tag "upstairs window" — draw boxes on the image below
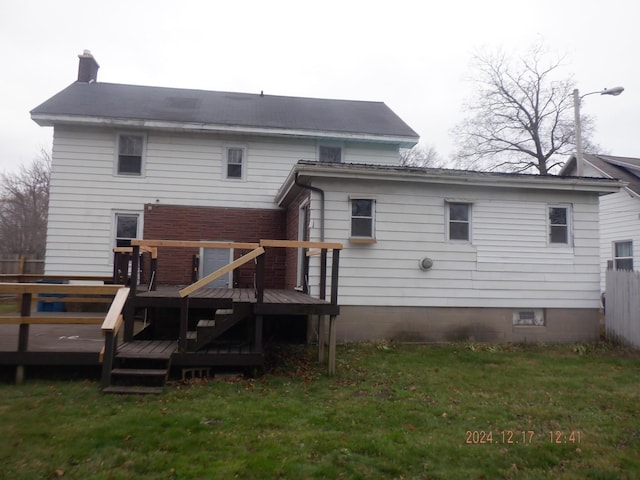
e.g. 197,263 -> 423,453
447,202 -> 471,241
319,145 -> 342,163
350,199 -> 375,239
549,206 -> 570,244
117,134 -> 144,175
225,147 -> 245,179
115,213 -> 139,247
614,241 -> 633,270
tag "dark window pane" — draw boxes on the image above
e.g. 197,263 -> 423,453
449,222 -> 469,240
549,207 -> 567,225
352,199 -> 372,217
119,135 -> 143,156
227,163 -> 242,178
116,239 -> 132,247
615,258 -> 634,270
615,241 -> 632,257
449,203 -> 469,221
550,226 -> 568,243
117,215 -> 138,239
319,146 -> 342,163
118,155 -> 142,175
351,218 -> 372,237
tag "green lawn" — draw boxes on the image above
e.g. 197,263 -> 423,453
1,341 -> 639,479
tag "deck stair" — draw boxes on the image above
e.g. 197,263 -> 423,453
103,340 -> 176,394
186,304 -> 252,351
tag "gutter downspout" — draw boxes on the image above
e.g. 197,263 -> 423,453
294,171 -> 325,242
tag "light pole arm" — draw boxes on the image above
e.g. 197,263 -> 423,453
573,89 -> 584,176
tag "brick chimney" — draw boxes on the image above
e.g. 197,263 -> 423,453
77,50 -> 99,83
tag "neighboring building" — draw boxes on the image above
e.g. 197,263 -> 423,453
560,154 -> 640,292
31,52 -> 620,343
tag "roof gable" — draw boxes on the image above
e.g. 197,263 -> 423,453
31,82 -> 419,146
575,154 -> 640,197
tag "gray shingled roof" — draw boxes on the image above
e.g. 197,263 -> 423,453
583,154 -> 640,196
31,82 -> 419,144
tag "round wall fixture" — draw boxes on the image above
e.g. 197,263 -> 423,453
418,257 -> 433,271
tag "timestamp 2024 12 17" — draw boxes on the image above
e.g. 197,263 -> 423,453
465,430 -> 582,445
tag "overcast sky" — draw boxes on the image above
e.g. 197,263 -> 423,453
1,0 -> 638,173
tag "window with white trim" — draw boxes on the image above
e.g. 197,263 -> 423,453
350,199 -> 375,239
117,133 -> 145,175
225,147 -> 246,179
614,241 -> 633,270
447,202 -> 471,242
319,145 -> 342,163
115,213 -> 139,247
548,205 -> 571,244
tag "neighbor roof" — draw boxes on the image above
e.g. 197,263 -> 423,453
563,153 -> 640,197
31,82 -> 419,146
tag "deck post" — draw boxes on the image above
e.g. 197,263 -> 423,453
179,296 -> 189,352
16,292 -> 32,384
101,331 -> 116,388
328,314 -> 337,375
320,249 -> 327,300
124,246 -> 140,342
317,315 -> 325,362
255,251 -> 265,303
330,248 -> 340,305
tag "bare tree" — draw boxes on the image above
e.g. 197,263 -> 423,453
0,150 -> 51,258
400,143 -> 444,168
452,44 -> 592,174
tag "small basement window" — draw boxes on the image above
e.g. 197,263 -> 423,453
512,309 -> 545,327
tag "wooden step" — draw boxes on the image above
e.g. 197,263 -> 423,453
111,368 -> 168,377
197,319 -> 216,328
217,309 -> 234,316
116,340 -> 177,360
103,385 -> 164,395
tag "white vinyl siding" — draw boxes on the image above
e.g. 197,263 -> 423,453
44,126 -> 404,275
598,190 -> 640,290
305,179 -> 601,309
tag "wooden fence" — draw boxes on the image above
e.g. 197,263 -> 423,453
0,257 -> 44,275
605,269 -> 640,349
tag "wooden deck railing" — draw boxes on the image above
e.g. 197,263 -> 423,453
100,287 -> 130,388
0,282 -> 126,383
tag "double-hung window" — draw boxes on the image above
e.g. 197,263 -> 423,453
447,202 -> 471,242
350,198 -> 375,240
225,147 -> 246,179
117,133 -> 145,175
614,241 -> 633,270
548,206 -> 570,245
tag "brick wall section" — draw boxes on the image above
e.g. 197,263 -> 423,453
143,204 -> 287,287
284,191 -> 311,289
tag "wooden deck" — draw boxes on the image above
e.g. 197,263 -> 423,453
0,288 -> 337,368
136,287 -> 339,315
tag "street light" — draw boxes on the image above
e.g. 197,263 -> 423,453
573,86 -> 624,176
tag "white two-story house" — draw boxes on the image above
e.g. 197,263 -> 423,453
31,52 -> 620,343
